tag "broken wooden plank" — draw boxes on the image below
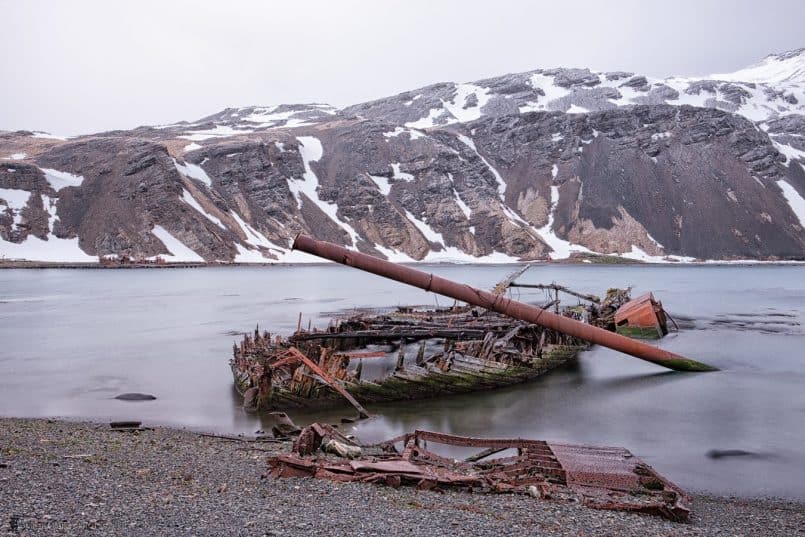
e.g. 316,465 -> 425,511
284,347 -> 370,419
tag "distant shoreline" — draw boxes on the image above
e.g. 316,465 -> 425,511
1,259 -> 804,269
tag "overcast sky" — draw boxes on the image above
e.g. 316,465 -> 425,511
2,0 -> 803,136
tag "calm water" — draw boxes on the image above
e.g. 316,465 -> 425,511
1,264 -> 804,499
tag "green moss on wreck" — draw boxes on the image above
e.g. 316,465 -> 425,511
615,326 -> 663,339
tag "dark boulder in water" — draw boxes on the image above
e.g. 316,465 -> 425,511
707,449 -> 761,459
114,393 -> 156,401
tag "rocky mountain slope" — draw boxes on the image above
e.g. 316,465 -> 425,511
2,49 -> 805,263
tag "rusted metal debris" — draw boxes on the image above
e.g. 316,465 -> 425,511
291,234 -> 718,372
614,292 -> 670,339
232,286 -> 620,412
267,424 -> 691,522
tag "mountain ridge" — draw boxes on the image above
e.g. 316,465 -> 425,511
2,49 -> 805,264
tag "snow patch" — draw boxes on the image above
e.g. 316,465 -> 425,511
711,50 -> 805,85
369,175 -> 391,196
402,94 -> 423,106
383,127 -> 425,140
604,80 -> 645,106
536,186 -> 591,259
518,102 -> 541,113
241,106 -> 296,125
4,153 -> 26,160
529,73 -> 571,109
42,195 -> 58,230
442,84 -> 490,123
391,163 -> 415,182
181,189 -> 225,229
772,141 -> 805,165
174,158 -> 212,187
551,164 -> 559,179
405,107 -> 445,129
423,247 -> 520,264
237,105 -> 333,129
646,232 -> 665,250
651,131 -> 672,141
581,129 -> 599,145
0,195 -> 96,262
0,234 -> 96,262
777,180 -> 805,227
183,143 -> 202,152
0,188 -> 31,227
456,134 -> 506,199
234,243 -> 269,263
180,125 -> 253,141
452,187 -> 471,219
404,209 -> 445,246
374,244 -> 417,263
567,104 -> 589,114
620,245 -> 695,263
291,136 -> 362,247
41,168 -> 84,191
229,211 -> 282,252
150,225 -> 204,262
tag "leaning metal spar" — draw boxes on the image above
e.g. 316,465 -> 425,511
292,234 -> 718,372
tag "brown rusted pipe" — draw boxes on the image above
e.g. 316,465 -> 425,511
292,234 -> 718,372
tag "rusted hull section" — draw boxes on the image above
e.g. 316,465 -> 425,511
267,424 -> 690,522
615,292 -> 669,339
292,234 -> 717,372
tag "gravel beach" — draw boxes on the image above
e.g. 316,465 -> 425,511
1,418 -> 802,536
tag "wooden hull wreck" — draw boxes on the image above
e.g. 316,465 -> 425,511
231,293 -> 628,413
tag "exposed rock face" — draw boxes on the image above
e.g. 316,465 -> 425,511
2,49 -> 805,263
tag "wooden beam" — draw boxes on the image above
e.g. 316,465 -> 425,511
284,347 -> 370,419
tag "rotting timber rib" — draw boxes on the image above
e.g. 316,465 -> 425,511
231,298 -> 604,412
291,234 -> 718,372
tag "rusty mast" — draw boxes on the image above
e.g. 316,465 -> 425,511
291,234 -> 717,372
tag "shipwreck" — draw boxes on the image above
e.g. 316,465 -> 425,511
267,423 -> 691,522
232,284 -> 630,414
231,235 -> 715,414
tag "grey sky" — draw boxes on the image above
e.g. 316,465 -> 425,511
2,0 -> 803,136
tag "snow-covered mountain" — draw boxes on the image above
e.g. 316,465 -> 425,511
2,49 -> 805,263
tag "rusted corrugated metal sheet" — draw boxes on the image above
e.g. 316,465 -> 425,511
267,425 -> 691,521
